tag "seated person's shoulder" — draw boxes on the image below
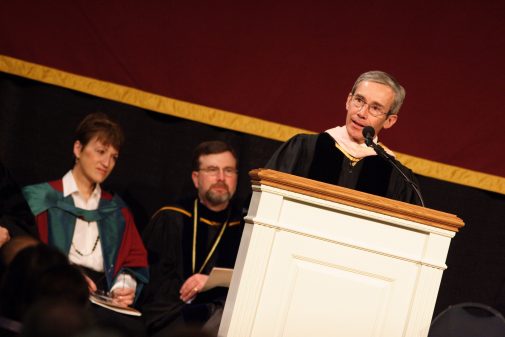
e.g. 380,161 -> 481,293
148,199 -> 195,225
288,132 -> 319,142
153,205 -> 192,219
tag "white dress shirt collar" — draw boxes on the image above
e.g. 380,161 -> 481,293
62,170 -> 101,201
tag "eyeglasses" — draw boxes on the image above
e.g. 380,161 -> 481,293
199,166 -> 238,177
350,95 -> 389,117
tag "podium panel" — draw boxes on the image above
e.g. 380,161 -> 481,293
250,230 -> 419,337
219,170 -> 463,337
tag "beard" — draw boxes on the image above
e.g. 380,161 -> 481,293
205,182 -> 232,206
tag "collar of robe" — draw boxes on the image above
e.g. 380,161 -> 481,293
22,182 -> 124,221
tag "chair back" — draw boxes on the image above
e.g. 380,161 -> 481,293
429,302 -> 505,337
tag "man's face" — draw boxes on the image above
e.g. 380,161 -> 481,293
345,80 -> 398,143
191,151 -> 238,209
73,136 -> 119,185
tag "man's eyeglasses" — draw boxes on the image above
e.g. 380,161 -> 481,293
199,166 -> 238,177
350,95 -> 388,117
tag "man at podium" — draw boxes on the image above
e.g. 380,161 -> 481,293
265,70 -> 423,205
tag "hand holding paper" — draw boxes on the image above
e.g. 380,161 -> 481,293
201,267 -> 233,292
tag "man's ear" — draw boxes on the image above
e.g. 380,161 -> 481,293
73,140 -> 83,159
382,114 -> 398,130
345,93 -> 353,110
191,171 -> 199,189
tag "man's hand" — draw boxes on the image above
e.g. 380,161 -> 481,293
0,226 -> 10,247
179,273 -> 209,303
111,287 -> 135,307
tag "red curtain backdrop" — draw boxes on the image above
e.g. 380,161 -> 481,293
1,0 -> 505,178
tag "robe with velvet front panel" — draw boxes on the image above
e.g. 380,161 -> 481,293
265,132 -> 423,205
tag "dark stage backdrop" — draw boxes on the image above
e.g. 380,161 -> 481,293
2,72 -> 505,317
2,0 -> 505,193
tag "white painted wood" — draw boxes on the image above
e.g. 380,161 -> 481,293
219,181 -> 458,337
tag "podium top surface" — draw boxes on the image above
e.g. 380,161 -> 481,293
250,169 -> 464,232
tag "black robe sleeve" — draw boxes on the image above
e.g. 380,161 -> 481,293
264,134 -> 318,176
0,161 -> 35,237
387,159 -> 424,206
138,209 -> 186,333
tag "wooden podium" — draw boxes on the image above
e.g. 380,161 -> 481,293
219,169 -> 464,337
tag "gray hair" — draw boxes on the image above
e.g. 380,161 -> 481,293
351,71 -> 406,115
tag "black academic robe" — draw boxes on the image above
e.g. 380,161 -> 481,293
265,132 -> 423,205
139,198 -> 244,335
0,161 -> 35,237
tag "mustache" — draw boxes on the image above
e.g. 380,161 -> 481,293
210,181 -> 229,190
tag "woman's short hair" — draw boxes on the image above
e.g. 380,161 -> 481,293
74,112 -> 124,151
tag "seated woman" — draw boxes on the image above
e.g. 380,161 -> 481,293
21,112 -> 148,308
